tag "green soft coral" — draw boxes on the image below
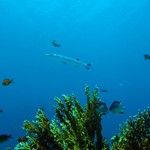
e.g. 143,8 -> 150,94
15,86 -> 107,150
50,94 -> 95,149
15,86 -> 150,150
15,109 -> 62,150
111,107 -> 150,150
50,86 -> 107,149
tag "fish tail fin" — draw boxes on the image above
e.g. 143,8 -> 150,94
11,79 -> 14,84
9,134 -> 13,138
85,63 -> 91,70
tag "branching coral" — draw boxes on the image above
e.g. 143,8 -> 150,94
84,86 -> 107,149
50,94 -> 94,149
15,86 -> 108,150
15,109 -> 62,150
50,85 -> 107,150
111,107 -> 150,150
15,86 -> 150,150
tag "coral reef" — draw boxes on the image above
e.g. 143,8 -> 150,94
15,86 -> 108,150
111,107 -> 150,150
15,86 -> 150,150
15,109 -> 62,150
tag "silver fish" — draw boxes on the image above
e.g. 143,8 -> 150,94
109,101 -> 125,114
46,53 -> 91,70
95,101 -> 109,116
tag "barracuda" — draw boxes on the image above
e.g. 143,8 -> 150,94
46,53 -> 91,70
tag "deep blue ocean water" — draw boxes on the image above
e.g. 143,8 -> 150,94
0,0 -> 150,149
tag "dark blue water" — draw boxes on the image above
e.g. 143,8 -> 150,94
0,0 -> 150,149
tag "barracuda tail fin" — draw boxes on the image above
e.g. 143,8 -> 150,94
85,63 -> 91,70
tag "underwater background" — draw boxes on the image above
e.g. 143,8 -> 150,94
0,0 -> 150,149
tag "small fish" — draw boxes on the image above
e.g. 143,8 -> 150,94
46,53 -> 91,70
2,79 -> 13,86
96,101 -> 109,116
0,109 -> 3,113
144,54 -> 150,60
51,40 -> 61,47
100,89 -> 108,93
0,134 -> 12,143
18,136 -> 28,142
109,101 -> 125,114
